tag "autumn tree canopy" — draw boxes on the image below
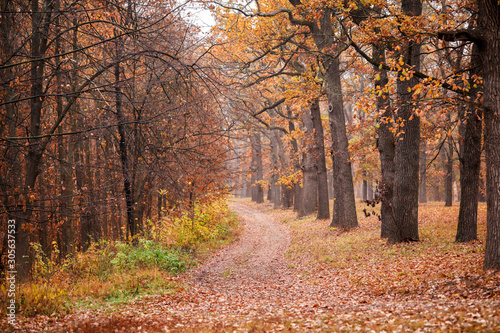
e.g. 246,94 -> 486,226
0,0 -> 233,279
211,0 -> 500,270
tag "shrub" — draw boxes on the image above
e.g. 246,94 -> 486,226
19,283 -> 68,317
110,239 -> 186,274
150,198 -> 237,249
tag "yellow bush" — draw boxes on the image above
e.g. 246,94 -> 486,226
152,198 -> 236,249
19,283 -> 68,317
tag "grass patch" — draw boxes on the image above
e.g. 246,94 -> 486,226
0,198 -> 239,318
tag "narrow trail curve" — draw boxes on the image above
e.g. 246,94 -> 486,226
155,201 -> 335,321
152,201 -> 346,329
190,202 -> 291,290
53,201 -> 342,333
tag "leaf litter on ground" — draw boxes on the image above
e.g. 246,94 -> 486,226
4,200 -> 499,332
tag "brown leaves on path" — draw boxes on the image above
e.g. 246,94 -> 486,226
10,200 -> 500,332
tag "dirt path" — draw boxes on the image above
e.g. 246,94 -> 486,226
190,202 -> 291,290
48,201 -> 329,332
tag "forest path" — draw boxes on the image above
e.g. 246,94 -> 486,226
32,201 -> 500,332
189,201 -> 292,294
55,201 -> 343,332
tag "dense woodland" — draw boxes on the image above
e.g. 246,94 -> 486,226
1,0 -> 499,289
216,0 -> 500,271
0,0 -> 233,281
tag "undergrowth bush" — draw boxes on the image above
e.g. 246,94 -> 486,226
1,198 -> 238,318
151,198 -> 237,249
110,239 -> 186,273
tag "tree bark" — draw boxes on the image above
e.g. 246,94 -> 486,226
59,5 -> 76,256
310,99 -> 330,219
273,129 -> 294,209
456,44 -> 482,243
250,132 -> 264,203
285,2 -> 357,228
270,130 -> 282,208
114,36 -> 136,239
444,137 -> 454,207
362,178 -> 368,201
16,0 -> 54,281
367,182 -> 374,200
478,0 -> 500,270
288,115 -> 301,212
419,142 -> 427,203
327,170 -> 333,200
0,0 -> 21,273
299,104 -> 318,217
325,56 -> 358,229
456,107 -> 482,241
433,182 -> 441,202
389,0 -> 421,243
373,44 -> 395,239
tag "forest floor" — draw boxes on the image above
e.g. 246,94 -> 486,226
9,200 -> 500,332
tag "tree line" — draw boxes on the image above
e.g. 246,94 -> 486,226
217,0 -> 499,270
0,0 -> 231,280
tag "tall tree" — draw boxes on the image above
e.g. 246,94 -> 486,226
310,99 -> 330,219
418,144 -> 427,203
389,0 -> 422,243
299,103 -> 319,217
456,44 -> 482,243
373,44 -> 395,239
250,132 -> 264,203
444,137 -> 454,207
477,0 -> 500,270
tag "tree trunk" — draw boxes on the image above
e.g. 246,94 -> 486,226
270,130 -> 283,208
285,4 -> 357,227
439,145 -> 447,202
478,176 -> 486,202
288,115 -> 302,212
373,44 -> 395,239
158,191 -> 164,219
456,107 -> 482,242
419,142 -> 427,203
250,132 -> 264,203
324,56 -> 358,229
299,104 -> 318,217
310,99 -> 330,219
456,44 -> 482,243
444,137 -> 454,207
478,0 -> 500,270
59,6 -> 76,256
273,129 -> 294,209
433,183 -> 441,202
114,36 -> 136,239
362,178 -> 368,201
16,0 -> 54,281
389,0 -> 421,243
1,0 -> 21,252
0,0 -> 21,272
